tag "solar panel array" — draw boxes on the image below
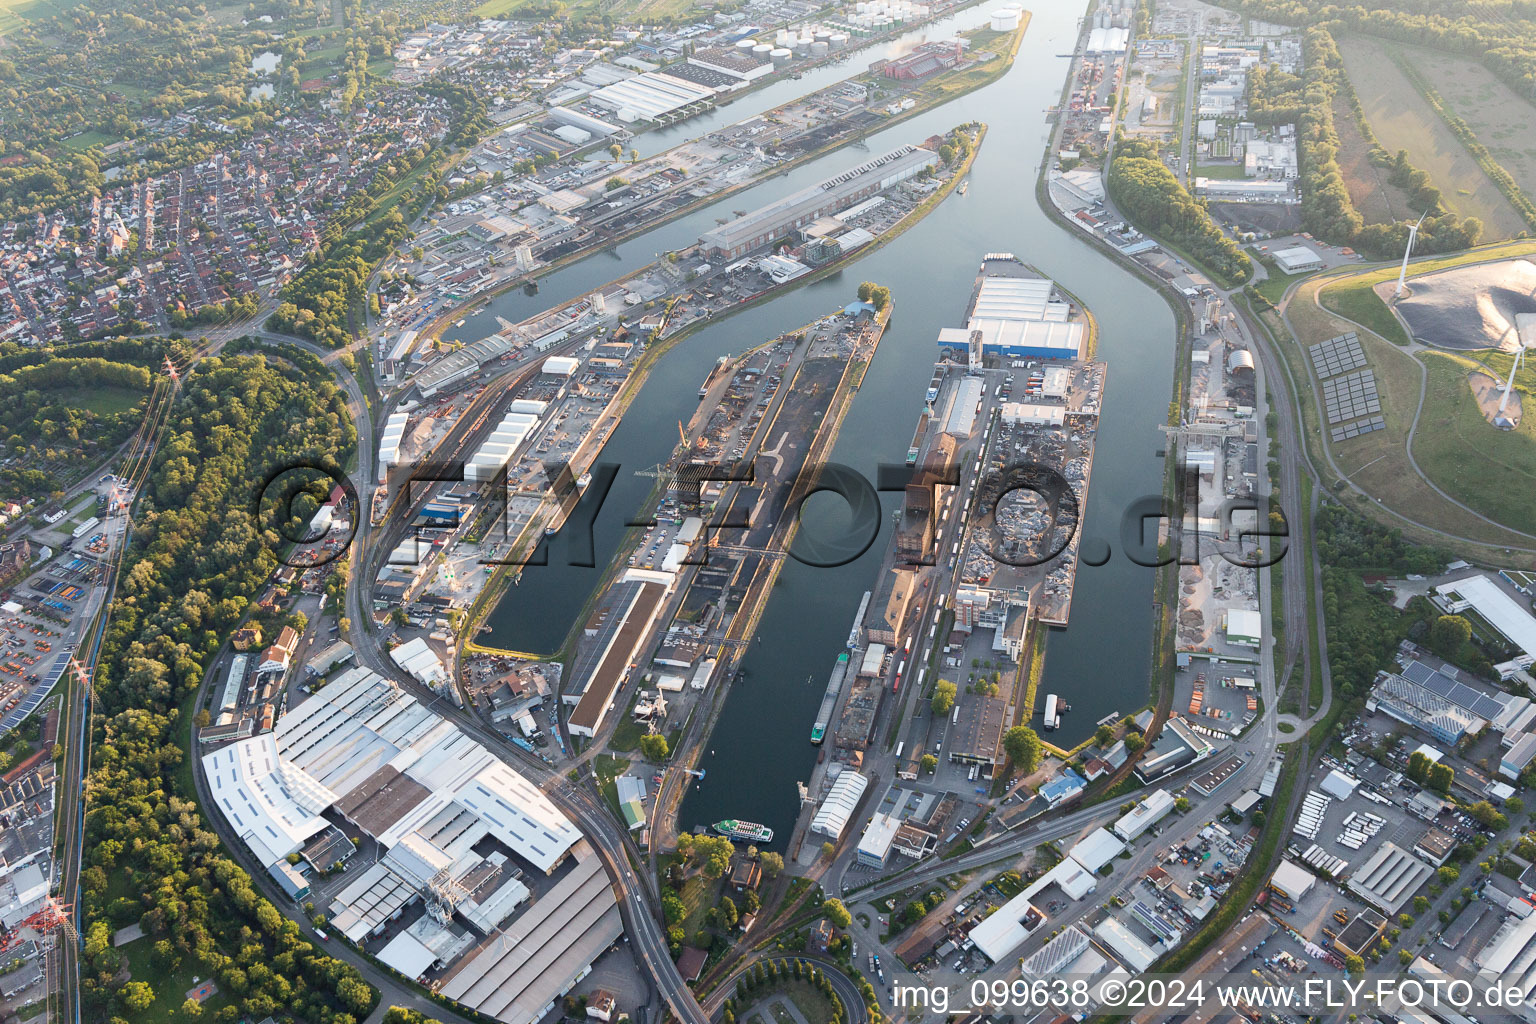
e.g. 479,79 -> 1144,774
1323,370 -> 1381,423
0,652 -> 66,737
1331,416 -> 1385,442
1401,659 -> 1508,721
1309,333 -> 1366,378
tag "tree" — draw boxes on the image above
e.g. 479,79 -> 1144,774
1468,802 -> 1506,830
857,281 -> 874,302
823,898 -> 852,929
931,680 -> 957,716
820,841 -> 835,860
1174,797 -> 1191,813
1124,732 -> 1146,754
1003,726 -> 1042,773
921,754 -> 938,774
1427,761 -> 1454,794
608,143 -> 623,160
719,896 -> 739,928
639,733 -> 669,761
120,982 -> 155,1012
1407,750 -> 1431,784
663,893 -> 686,924
760,851 -> 784,876
1094,723 -> 1115,747
1344,953 -> 1365,977
1430,614 -> 1472,658
868,285 -> 891,311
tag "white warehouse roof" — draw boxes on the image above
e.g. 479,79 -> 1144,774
210,670 -> 583,877
201,734 -> 336,866
1435,574 -> 1536,662
1069,827 -> 1126,873
391,636 -> 449,687
971,276 -> 1054,321
377,411 -> 411,481
587,71 -> 715,121
809,770 -> 868,840
378,930 -> 439,979
1094,916 -> 1158,972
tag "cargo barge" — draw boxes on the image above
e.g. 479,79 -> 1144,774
810,652 -> 850,745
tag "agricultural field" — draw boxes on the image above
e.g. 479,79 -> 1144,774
1338,34 -> 1529,240
0,0 -> 75,36
1328,90 -> 1415,226
1405,44 -> 1536,218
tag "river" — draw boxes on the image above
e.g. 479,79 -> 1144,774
478,0 -> 1173,842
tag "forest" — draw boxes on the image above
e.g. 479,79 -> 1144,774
1247,27 -> 1482,259
79,347 -> 369,1022
1105,138 -> 1252,286
1314,503 -> 1468,698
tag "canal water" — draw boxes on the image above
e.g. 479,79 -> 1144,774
479,0 -> 1173,841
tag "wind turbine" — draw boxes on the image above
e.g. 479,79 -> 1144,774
1497,317 -> 1535,422
1395,209 -> 1429,299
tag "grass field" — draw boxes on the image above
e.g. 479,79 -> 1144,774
1193,162 -> 1248,180
0,0 -> 76,35
1415,352 -> 1536,535
1316,276 -> 1409,346
58,129 -> 119,153
1329,89 -> 1415,225
63,385 -> 146,416
1402,44 -> 1536,217
1339,34 -> 1528,240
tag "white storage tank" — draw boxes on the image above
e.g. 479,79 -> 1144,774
753,43 -> 773,58
736,37 -> 757,49
829,32 -> 849,48
811,40 -> 829,56
855,0 -> 867,10
770,47 -> 792,66
990,7 -> 1021,29
793,37 -> 810,53
815,29 -> 832,42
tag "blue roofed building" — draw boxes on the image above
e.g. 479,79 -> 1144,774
1039,768 -> 1087,808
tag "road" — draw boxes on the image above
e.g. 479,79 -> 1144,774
700,951 -> 869,1024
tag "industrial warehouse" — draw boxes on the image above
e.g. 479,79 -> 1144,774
200,669 -> 618,1024
935,271 -> 1086,362
696,144 -> 939,258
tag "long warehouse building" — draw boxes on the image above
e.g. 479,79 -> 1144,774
568,570 -> 674,738
465,400 -> 548,483
698,144 -> 938,259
